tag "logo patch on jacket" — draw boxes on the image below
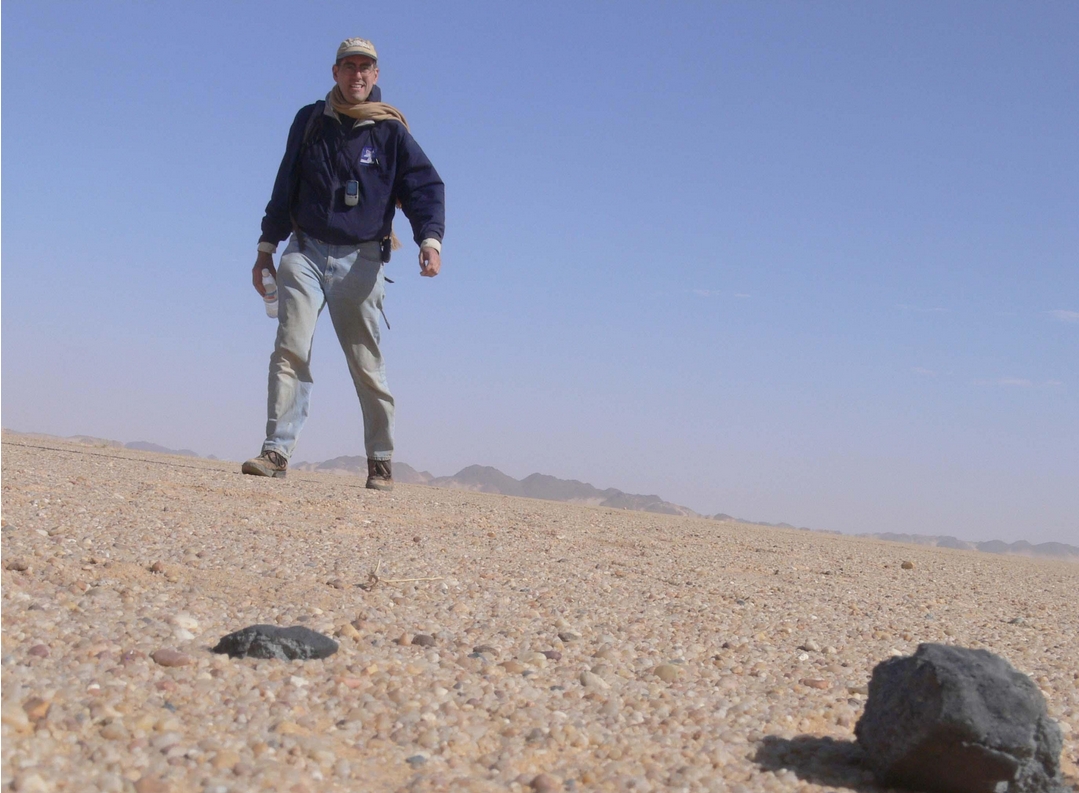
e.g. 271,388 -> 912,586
360,146 -> 376,165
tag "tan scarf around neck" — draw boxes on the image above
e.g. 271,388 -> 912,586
329,86 -> 409,250
329,85 -> 410,130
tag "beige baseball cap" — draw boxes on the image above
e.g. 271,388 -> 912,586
336,38 -> 378,62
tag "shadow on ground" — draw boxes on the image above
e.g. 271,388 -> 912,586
754,735 -> 885,792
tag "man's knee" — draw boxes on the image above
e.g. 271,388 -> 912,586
270,345 -> 313,380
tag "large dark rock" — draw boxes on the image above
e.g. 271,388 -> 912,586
212,625 -> 338,661
855,643 -> 1064,793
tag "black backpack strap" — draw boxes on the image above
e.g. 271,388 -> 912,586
290,100 -> 326,249
300,100 -> 325,151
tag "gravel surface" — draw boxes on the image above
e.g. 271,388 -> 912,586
3,433 -> 1077,792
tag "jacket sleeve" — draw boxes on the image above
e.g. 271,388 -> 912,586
393,126 -> 446,245
259,104 -> 319,246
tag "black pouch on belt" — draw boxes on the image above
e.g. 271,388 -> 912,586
380,237 -> 392,263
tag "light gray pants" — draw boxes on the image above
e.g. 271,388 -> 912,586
263,235 -> 393,461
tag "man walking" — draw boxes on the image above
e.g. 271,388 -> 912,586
243,37 -> 445,490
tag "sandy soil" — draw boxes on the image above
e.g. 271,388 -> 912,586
2,433 -> 1076,792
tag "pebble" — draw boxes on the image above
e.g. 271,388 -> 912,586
799,678 -> 830,689
653,663 -> 680,682
558,631 -> 580,643
212,749 -> 241,770
335,622 -> 361,639
412,633 -> 437,647
12,774 -> 50,793
800,639 -> 822,652
100,721 -> 128,740
133,777 -> 170,793
4,558 -> 29,571
27,644 -> 49,658
901,560 -> 915,570
151,648 -> 194,667
542,650 -> 562,661
580,670 -> 610,689
171,613 -> 199,631
531,773 -> 561,792
22,697 -> 50,721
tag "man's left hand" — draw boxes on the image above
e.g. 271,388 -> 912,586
419,247 -> 441,277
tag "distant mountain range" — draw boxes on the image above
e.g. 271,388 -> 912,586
6,430 -> 1076,561
851,532 -> 1079,561
291,457 -> 698,516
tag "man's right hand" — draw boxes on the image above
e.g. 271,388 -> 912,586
252,252 -> 276,296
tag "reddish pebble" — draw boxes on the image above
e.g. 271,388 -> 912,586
28,645 -> 49,658
149,561 -> 166,574
531,773 -> 561,792
134,776 -> 170,793
800,678 -> 830,689
151,648 -> 194,667
542,650 -> 562,661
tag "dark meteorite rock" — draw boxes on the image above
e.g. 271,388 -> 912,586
212,625 -> 338,661
855,643 -> 1065,793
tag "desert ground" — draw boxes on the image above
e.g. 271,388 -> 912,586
2,433 -> 1077,792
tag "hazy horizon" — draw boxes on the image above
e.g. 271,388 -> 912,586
3,2 -> 1076,545
5,425 -> 1076,549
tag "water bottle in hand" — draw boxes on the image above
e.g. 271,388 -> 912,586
261,269 -> 278,318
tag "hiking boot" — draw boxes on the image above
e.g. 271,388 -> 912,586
366,458 -> 393,491
242,449 -> 288,478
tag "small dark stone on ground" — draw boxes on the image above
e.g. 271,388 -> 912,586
212,625 -> 338,661
405,754 -> 427,767
412,634 -> 436,647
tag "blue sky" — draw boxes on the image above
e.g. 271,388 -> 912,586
3,2 -> 1076,544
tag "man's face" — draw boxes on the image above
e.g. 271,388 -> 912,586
333,55 -> 379,102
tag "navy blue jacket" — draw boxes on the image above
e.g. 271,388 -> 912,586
260,86 -> 445,248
